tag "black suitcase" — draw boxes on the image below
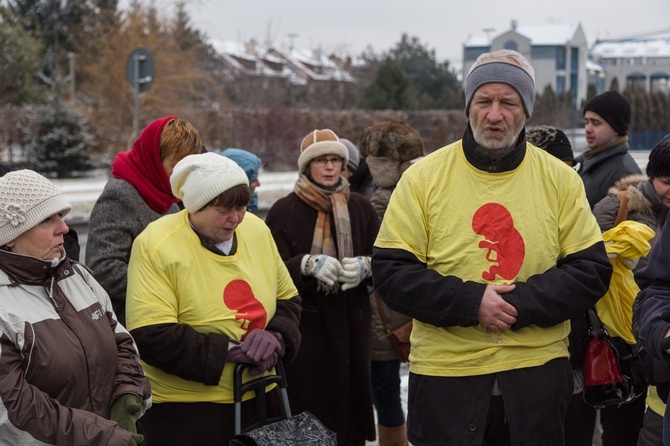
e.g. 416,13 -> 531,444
229,359 -> 336,446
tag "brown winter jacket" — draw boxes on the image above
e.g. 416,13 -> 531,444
592,174 -> 669,271
0,251 -> 151,445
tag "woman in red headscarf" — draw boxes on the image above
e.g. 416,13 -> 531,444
86,116 -> 202,325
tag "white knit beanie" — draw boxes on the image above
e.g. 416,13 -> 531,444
0,170 -> 71,246
297,129 -> 349,174
170,152 -> 249,213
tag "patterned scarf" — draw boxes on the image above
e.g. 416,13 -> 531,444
294,174 -> 353,288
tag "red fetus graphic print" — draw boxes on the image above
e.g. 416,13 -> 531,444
472,203 -> 525,281
223,279 -> 267,340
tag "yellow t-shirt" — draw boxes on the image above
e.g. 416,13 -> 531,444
375,141 -> 602,377
126,211 -> 297,403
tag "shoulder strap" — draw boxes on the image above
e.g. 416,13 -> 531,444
586,308 -> 608,337
614,190 -> 629,227
373,292 -> 392,335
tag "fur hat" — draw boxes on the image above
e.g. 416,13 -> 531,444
646,134 -> 670,179
0,170 -> 71,246
583,91 -> 631,136
298,129 -> 349,174
360,122 -> 426,188
340,138 -> 360,172
359,122 -> 425,160
526,126 -> 575,164
170,152 -> 249,213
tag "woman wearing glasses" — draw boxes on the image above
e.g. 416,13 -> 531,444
265,129 -> 379,446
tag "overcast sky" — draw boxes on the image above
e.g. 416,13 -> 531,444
127,0 -> 670,66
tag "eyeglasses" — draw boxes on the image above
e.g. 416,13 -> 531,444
312,157 -> 343,167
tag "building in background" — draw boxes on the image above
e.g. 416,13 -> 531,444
589,37 -> 670,94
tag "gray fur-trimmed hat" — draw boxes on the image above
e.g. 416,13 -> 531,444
0,170 -> 71,246
360,121 -> 426,188
298,129 -> 349,174
359,121 -> 425,160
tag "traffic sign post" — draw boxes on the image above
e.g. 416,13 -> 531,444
126,48 -> 155,137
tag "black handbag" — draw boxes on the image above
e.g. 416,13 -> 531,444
582,309 -> 646,409
229,360 -> 337,446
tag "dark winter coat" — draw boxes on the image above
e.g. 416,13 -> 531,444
85,178 -> 182,324
576,139 -> 641,208
265,191 -> 378,444
368,177 -> 412,361
635,219 -> 670,375
592,175 -> 669,271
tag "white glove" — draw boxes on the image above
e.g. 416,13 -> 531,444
339,256 -> 372,291
301,255 -> 343,286
607,250 -> 640,270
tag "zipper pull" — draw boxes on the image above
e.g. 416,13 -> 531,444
48,276 -> 59,311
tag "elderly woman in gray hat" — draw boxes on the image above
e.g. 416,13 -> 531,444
0,170 -> 150,446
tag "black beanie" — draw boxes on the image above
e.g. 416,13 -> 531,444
526,125 -> 575,164
583,91 -> 631,136
646,134 -> 670,179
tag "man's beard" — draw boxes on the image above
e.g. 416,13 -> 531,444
471,118 -> 525,159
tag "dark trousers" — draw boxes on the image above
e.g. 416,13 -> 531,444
564,386 -> 647,446
371,359 -> 405,427
600,390 -> 647,446
638,407 -> 663,446
564,393 -> 597,446
140,389 -> 282,445
407,358 -> 573,446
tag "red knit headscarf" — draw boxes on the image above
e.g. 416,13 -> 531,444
111,116 -> 179,213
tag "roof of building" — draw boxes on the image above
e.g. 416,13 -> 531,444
209,38 -> 355,83
590,38 -> 670,58
463,22 -> 581,48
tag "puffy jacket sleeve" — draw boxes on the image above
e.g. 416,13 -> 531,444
0,334 -> 133,446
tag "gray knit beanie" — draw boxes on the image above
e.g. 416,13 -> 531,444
464,61 -> 535,118
340,138 -> 360,172
0,170 -> 71,246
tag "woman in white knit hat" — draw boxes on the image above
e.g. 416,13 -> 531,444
0,170 -> 150,446
265,129 -> 379,445
124,152 -> 301,445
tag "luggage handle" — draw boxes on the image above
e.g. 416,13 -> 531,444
233,359 -> 292,435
